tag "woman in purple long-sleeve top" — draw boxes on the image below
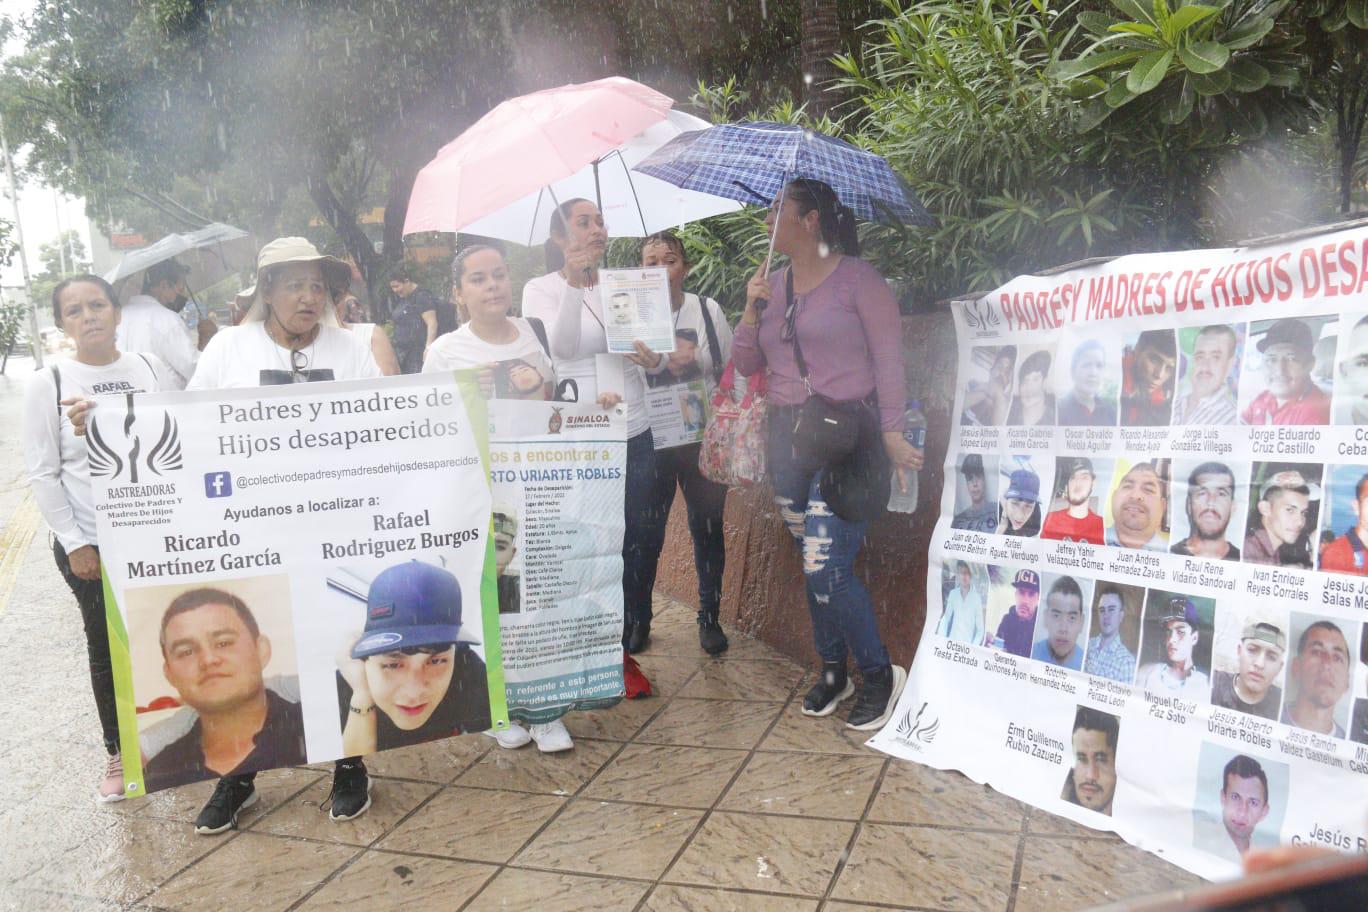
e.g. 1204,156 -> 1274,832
732,178 -> 924,731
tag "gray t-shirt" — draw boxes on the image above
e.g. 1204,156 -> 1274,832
1210,670 -> 1280,720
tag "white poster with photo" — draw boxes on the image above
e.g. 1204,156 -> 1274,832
873,224 -> 1368,880
90,374 -> 504,796
599,267 -> 674,354
487,399 -> 627,721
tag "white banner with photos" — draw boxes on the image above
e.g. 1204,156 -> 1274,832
871,224 -> 1368,879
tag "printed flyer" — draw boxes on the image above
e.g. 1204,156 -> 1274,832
871,224 -> 1368,879
90,374 -> 504,796
599,267 -> 674,354
488,399 -> 627,721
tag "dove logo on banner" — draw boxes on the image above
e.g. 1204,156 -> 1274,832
88,394 -> 184,484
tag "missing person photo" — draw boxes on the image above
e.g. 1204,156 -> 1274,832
986,566 -> 1040,658
1317,464 -> 1368,577
334,561 -> 492,756
493,357 -> 553,401
961,345 -> 1016,427
1334,313 -> 1368,425
936,559 -> 989,646
646,328 -> 704,389
125,575 -> 306,792
951,453 -> 999,534
1242,462 -> 1323,569
1136,591 -> 1215,702
1209,608 -> 1289,721
1031,574 -> 1091,670
1005,345 -> 1056,427
1104,458 -> 1171,552
1353,625 -> 1368,745
1041,457 -> 1111,546
1084,581 -> 1142,685
1170,459 -> 1248,562
1192,743 -> 1288,864
1054,332 -> 1119,427
997,456 -> 1046,538
1061,706 -> 1120,816
494,504 -> 521,615
1120,329 -> 1177,426
1173,323 -> 1244,425
1280,614 -> 1356,738
1239,317 -> 1334,426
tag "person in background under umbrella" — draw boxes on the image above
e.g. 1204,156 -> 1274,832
115,259 -> 202,389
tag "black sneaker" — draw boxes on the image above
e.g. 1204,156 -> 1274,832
194,776 -> 258,835
846,664 -> 908,731
697,612 -> 729,656
624,618 -> 651,655
801,661 -> 854,717
325,758 -> 371,821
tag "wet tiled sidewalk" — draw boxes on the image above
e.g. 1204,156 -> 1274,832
2,597 -> 1202,911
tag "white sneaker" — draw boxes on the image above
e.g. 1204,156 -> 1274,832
529,720 -> 574,753
483,724 -> 531,749
97,752 -> 126,803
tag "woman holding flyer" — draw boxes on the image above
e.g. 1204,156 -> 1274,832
23,275 -> 180,803
630,231 -> 733,655
522,199 -> 670,657
733,178 -> 923,731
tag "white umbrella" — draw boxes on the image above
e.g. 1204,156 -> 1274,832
103,222 -> 256,308
458,111 -> 741,246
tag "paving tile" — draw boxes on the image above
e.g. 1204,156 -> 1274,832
635,655 -> 705,696
455,737 -> 620,795
636,699 -> 785,750
1013,835 -> 1202,912
135,767 -> 324,825
867,762 -> 1026,832
719,751 -> 884,820
1026,806 -> 1124,839
584,744 -> 749,809
666,810 -> 855,897
295,849 -> 497,911
513,799 -> 703,879
464,868 -> 647,911
831,824 -> 1016,911
561,697 -> 663,742
361,735 -> 492,783
758,705 -> 878,756
3,890 -> 130,911
247,777 -> 440,847
147,832 -> 358,911
679,659 -> 805,702
18,815 -> 219,904
376,787 -> 565,863
644,884 -> 819,911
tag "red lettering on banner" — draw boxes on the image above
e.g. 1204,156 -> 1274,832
1299,247 -> 1321,297
1273,254 -> 1293,301
1356,241 -> 1368,295
1337,240 -> 1361,296
1322,243 -> 1340,297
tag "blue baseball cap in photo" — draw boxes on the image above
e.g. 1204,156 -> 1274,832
1159,596 -> 1200,628
351,561 -> 480,659
1005,469 -> 1040,502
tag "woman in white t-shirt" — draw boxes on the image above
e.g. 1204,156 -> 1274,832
522,199 -> 672,657
334,292 -> 400,376
22,275 -> 179,803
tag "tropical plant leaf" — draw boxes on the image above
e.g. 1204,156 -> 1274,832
1227,58 -> 1270,92
1348,0 -> 1368,29
1127,48 -> 1175,93
1159,78 -> 1196,123
1177,40 -> 1230,74
1077,11 -> 1116,36
1076,97 -> 1117,131
1049,48 -> 1147,80
1105,77 -> 1138,107
1189,67 -> 1232,95
1264,62 -> 1299,88
1222,15 -> 1275,50
1165,4 -> 1221,35
1111,0 -> 1158,25
1109,22 -> 1161,39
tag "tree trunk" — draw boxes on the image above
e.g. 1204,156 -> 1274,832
801,0 -> 844,119
305,177 -> 382,288
1335,63 -> 1368,216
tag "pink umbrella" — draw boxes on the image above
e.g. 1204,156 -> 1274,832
404,77 -> 675,236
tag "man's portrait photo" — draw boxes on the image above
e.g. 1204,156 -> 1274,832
494,504 -> 521,615
1136,592 -> 1214,702
128,577 -> 306,792
1041,457 -> 1109,546
1334,313 -> 1368,426
936,560 -> 987,646
1280,615 -> 1356,738
1084,581 -> 1142,685
1209,610 -> 1287,721
1317,465 -> 1368,576
986,567 -> 1041,658
1170,459 -> 1247,561
1193,743 -> 1286,864
1173,323 -> 1243,426
961,345 -> 1016,427
1120,329 -> 1177,426
951,453 -> 1000,534
1031,574 -> 1090,671
1104,458 -> 1170,552
1055,333 -> 1119,427
1240,317 -> 1333,426
997,459 -> 1044,538
1061,706 -> 1120,816
1005,346 -> 1056,427
1242,463 -> 1322,568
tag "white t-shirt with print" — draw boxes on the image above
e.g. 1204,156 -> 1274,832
421,317 -> 554,399
187,322 -> 381,390
22,353 -> 177,551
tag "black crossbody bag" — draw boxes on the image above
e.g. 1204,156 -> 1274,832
786,269 -> 867,467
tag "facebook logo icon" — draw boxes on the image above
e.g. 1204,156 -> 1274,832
204,472 -> 233,498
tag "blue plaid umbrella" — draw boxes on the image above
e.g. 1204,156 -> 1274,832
633,121 -> 934,227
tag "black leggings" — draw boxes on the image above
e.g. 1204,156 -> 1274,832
648,443 -> 727,616
53,539 -> 119,755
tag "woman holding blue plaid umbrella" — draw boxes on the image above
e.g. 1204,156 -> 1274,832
732,178 -> 924,731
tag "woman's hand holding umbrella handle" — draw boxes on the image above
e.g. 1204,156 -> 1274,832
563,244 -> 598,288
742,264 -> 770,325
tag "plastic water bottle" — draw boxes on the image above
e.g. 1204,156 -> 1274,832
888,400 -> 924,513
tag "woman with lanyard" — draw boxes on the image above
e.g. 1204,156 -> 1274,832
23,275 -> 179,803
733,178 -> 923,731
522,199 -> 670,662
72,239 -> 384,833
633,230 -> 733,655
